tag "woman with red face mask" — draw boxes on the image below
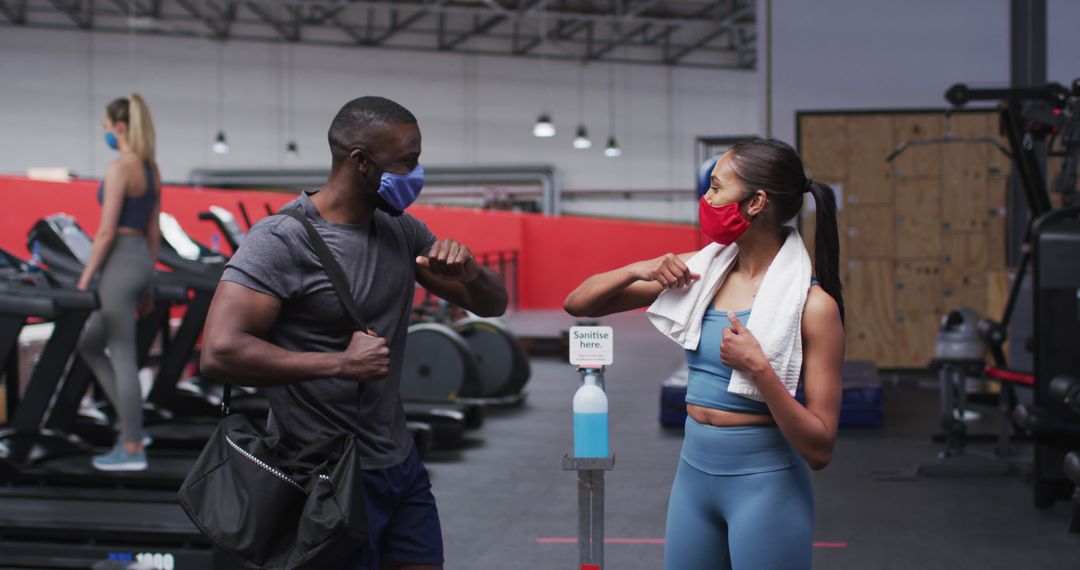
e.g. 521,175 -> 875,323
564,139 -> 845,569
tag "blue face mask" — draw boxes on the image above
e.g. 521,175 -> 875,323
376,164 -> 425,214
104,132 -> 119,150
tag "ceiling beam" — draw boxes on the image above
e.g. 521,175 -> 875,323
108,0 -> 156,17
441,11 -> 502,50
174,0 -> 231,38
585,22 -> 649,61
245,0 -> 298,40
0,0 -> 28,24
49,0 -> 93,28
441,0 -> 553,51
15,0 -> 758,68
369,0 -> 448,45
622,0 -> 660,18
664,2 -> 753,64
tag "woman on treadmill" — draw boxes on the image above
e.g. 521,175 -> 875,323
76,94 -> 161,472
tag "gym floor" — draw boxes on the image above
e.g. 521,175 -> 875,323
427,312 -> 1077,570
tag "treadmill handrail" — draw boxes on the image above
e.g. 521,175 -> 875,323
0,291 -> 55,319
0,283 -> 98,312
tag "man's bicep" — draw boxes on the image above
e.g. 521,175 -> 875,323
205,281 -> 283,340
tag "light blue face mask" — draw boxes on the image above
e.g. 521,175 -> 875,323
377,164 -> 425,214
104,132 -> 119,150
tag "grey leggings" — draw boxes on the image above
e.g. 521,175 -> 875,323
78,234 -> 154,446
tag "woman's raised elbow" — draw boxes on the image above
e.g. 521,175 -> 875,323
563,297 -> 590,318
803,442 -> 833,470
806,449 -> 833,471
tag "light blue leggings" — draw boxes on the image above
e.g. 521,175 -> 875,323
664,416 -> 814,570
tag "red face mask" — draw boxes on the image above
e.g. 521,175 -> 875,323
699,195 -> 751,245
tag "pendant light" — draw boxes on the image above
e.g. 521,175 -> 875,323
213,131 -> 230,154
533,114 -> 556,138
284,40 -> 298,159
572,64 -> 591,149
573,126 -> 593,149
532,6 -> 556,138
604,136 -> 621,157
212,40 -> 230,154
604,63 -> 620,158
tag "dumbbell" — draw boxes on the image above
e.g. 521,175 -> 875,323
1049,375 -> 1080,416
1065,451 -> 1080,535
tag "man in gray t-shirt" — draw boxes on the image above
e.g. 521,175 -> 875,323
201,97 -> 507,570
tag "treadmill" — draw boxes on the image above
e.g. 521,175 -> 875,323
0,485 -> 228,569
9,217 -> 201,488
200,204 -> 249,252
151,211 -> 247,419
0,261 -> 238,568
0,251 -> 98,469
27,214 -> 250,454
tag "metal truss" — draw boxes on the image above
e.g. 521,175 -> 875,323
2,0 -> 757,69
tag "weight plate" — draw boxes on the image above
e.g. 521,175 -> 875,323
454,318 -> 531,397
400,324 -> 477,402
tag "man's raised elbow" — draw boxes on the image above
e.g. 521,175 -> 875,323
474,295 -> 508,318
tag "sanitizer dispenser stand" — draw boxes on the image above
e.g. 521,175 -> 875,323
563,364 -> 614,570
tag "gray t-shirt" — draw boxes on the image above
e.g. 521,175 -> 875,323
221,190 -> 436,469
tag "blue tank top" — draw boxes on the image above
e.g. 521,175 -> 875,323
684,279 -> 820,415
98,162 -> 156,231
685,307 -> 770,414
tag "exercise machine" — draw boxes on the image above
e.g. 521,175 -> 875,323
942,80 -> 1080,512
199,204 -> 249,252
0,243 -> 198,489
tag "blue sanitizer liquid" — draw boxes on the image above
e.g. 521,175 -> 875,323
573,411 -> 609,458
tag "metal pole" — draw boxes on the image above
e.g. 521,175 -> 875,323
1007,0 -> 1048,267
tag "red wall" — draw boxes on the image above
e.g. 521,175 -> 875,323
0,176 -> 697,310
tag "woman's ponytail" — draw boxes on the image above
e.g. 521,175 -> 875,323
126,93 -> 156,163
807,180 -> 844,324
726,139 -> 846,323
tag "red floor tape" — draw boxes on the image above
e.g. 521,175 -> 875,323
537,538 -> 848,548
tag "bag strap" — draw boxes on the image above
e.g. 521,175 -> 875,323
220,206 -> 367,418
277,208 -> 368,332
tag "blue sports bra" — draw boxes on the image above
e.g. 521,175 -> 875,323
98,162 -> 156,231
684,279 -> 819,415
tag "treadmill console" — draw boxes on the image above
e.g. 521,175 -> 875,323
159,212 -> 226,265
28,214 -> 94,265
208,205 -> 246,248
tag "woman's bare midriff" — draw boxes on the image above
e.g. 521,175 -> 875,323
687,403 -> 775,427
116,227 -> 146,238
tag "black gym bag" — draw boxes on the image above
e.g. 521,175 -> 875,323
178,207 -> 370,570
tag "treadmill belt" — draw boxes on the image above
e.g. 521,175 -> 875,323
0,495 -> 220,569
0,495 -> 202,538
146,420 -> 218,450
20,451 -> 194,489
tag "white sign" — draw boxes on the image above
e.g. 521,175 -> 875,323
569,326 -> 614,366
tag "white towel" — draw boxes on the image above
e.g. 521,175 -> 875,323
646,229 -> 812,402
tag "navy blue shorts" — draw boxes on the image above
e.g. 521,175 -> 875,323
330,445 -> 444,569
